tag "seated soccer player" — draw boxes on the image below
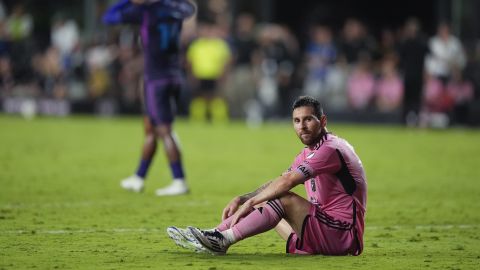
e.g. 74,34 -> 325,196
167,96 -> 367,255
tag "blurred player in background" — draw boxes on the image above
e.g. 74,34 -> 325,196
168,96 -> 367,255
103,0 -> 195,196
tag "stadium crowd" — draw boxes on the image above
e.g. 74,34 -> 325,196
0,0 -> 479,127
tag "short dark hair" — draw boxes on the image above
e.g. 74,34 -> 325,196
292,96 -> 324,118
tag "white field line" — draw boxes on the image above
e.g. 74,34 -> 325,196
365,224 -> 477,230
0,200 -> 211,209
0,224 -> 477,235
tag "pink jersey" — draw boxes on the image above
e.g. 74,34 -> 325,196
289,133 -> 367,253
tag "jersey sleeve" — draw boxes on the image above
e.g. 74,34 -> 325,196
103,0 -> 143,25
283,151 -> 304,176
295,146 -> 341,179
156,0 -> 196,19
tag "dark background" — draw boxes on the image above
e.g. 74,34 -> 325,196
4,0 -> 479,47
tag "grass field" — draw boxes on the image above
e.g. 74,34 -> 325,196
0,114 -> 479,269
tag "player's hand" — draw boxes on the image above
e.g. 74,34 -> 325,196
229,199 -> 255,228
222,196 -> 241,220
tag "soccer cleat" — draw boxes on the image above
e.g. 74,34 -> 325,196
155,180 -> 189,196
166,226 -> 206,253
120,175 -> 144,192
188,227 -> 230,255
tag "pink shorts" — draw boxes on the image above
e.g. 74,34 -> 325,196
286,204 -> 361,255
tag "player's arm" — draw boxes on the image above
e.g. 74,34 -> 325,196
229,171 -> 306,226
222,156 -> 301,220
159,0 -> 196,19
222,181 -> 273,220
238,181 -> 273,204
235,163 -> 297,204
222,162 -> 296,219
246,170 -> 305,207
136,0 -> 196,19
102,0 -> 143,25
247,147 -> 339,207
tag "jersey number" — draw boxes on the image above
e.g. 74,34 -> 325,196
157,23 -> 180,51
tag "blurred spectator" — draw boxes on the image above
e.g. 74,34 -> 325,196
464,41 -> 480,101
446,68 -> 474,125
425,22 -> 466,84
324,55 -> 349,111
375,53 -> 404,112
5,3 -> 33,42
6,3 -> 34,82
398,18 -> 429,126
0,56 -> 14,96
187,22 -> 231,123
463,42 -> 480,127
302,24 -> 336,102
0,20 -> 9,57
0,6 -> 11,97
0,1 -> 6,21
224,13 -> 258,118
347,54 -> 375,110
275,25 -> 299,117
338,18 -> 376,65
374,28 -> 397,62
51,15 -> 80,74
421,21 -> 467,128
111,32 -> 143,107
35,47 -> 66,99
196,0 -> 230,34
420,74 -> 452,128
85,38 -> 114,100
249,24 -> 298,122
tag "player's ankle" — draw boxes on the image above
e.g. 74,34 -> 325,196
221,229 -> 237,245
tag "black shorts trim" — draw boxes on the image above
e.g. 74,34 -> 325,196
296,214 -> 311,251
286,233 -> 295,254
315,210 -> 353,231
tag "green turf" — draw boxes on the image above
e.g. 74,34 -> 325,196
0,114 -> 479,269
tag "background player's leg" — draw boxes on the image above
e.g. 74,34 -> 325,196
120,116 -> 157,192
154,123 -> 188,196
136,116 -> 157,178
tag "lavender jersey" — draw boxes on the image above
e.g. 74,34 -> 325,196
103,0 -> 195,79
290,133 -> 367,250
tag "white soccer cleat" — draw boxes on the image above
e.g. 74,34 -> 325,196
155,180 -> 189,196
188,227 -> 230,255
166,226 -> 206,253
120,175 -> 144,192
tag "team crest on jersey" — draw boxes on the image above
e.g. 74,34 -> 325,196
310,179 -> 316,192
307,152 -> 315,159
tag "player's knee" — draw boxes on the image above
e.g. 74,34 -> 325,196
278,192 -> 305,212
278,192 -> 295,208
155,125 -> 172,138
145,133 -> 156,144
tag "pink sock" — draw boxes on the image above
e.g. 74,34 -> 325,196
231,199 -> 285,241
216,208 -> 254,231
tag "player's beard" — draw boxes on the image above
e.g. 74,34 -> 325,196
300,131 -> 323,147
